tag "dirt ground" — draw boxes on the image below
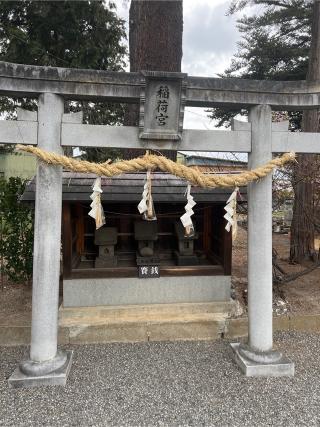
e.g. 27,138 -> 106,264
232,227 -> 320,316
0,281 -> 32,326
1,228 -> 320,324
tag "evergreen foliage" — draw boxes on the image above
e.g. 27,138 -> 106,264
210,0 -> 313,128
0,1 -> 126,69
214,0 -> 319,262
0,177 -> 33,284
0,0 -> 127,161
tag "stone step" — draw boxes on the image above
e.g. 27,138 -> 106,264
58,302 -> 232,344
59,301 -> 234,325
60,311 -> 228,327
62,314 -> 228,344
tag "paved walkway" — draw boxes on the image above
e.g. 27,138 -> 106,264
1,332 -> 319,426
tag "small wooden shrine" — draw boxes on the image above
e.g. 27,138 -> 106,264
22,171 -> 245,307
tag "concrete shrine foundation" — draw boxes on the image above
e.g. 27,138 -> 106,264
63,276 -> 231,307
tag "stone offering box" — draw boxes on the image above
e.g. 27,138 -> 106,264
22,172 -> 246,307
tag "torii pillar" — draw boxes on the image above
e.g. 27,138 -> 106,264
9,93 -> 73,387
231,105 -> 294,376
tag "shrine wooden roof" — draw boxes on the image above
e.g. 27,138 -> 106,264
22,172 -> 247,203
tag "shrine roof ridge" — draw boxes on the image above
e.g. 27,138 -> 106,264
21,171 -> 247,203
1,61 -> 320,109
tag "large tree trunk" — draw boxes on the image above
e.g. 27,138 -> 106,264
123,0 -> 183,160
290,0 -> 320,262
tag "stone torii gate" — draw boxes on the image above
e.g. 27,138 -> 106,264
1,61 -> 320,387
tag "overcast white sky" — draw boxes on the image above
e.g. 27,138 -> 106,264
115,0 -> 241,131
116,0 -> 239,77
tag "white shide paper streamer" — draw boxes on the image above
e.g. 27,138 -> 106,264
137,170 -> 156,220
180,183 -> 196,236
88,177 -> 106,229
224,187 -> 239,240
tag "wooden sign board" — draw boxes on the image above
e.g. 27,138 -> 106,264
138,265 -> 160,278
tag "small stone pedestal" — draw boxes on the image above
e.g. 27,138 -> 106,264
230,343 -> 294,377
134,220 -> 160,264
174,222 -> 199,266
95,227 -> 118,268
8,351 -> 73,388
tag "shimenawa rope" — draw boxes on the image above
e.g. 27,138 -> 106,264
16,144 -> 295,189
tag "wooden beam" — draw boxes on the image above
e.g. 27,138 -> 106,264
223,226 -> 232,276
70,264 -> 224,279
75,203 -> 85,256
203,206 -> 212,253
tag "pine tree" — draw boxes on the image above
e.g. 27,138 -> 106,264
290,0 -> 320,262
211,0 -> 312,127
211,0 -> 319,262
123,0 -> 183,160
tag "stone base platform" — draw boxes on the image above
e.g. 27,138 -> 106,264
63,276 -> 231,307
8,351 -> 73,388
230,343 -> 294,377
59,302 -> 234,344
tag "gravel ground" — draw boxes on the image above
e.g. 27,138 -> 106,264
1,332 -> 320,426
